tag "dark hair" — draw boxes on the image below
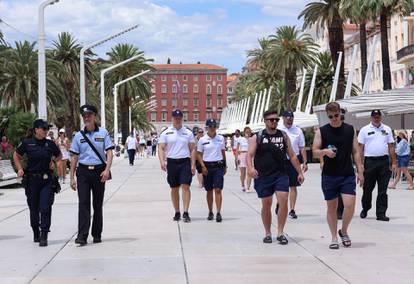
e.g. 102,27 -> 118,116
26,128 -> 34,139
263,109 -> 278,118
325,102 -> 341,113
235,129 -> 240,134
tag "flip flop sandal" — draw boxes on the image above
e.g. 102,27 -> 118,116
329,241 -> 339,250
388,185 -> 396,189
338,229 -> 351,247
276,235 -> 289,245
263,236 -> 272,244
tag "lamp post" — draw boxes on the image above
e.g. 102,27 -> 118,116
100,54 -> 142,129
113,69 -> 150,144
38,0 -> 60,120
80,24 -> 138,126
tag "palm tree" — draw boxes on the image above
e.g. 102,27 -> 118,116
104,43 -> 153,144
366,0 -> 413,90
131,102 -> 155,133
299,0 -> 346,99
0,30 -> 5,46
265,26 -> 318,110
49,32 -> 95,136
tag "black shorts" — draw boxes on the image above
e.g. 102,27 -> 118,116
195,161 -> 202,174
321,175 -> 356,201
167,158 -> 192,188
254,174 -> 289,198
203,167 -> 225,191
286,160 -> 300,187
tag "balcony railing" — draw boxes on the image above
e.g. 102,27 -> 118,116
397,44 -> 414,63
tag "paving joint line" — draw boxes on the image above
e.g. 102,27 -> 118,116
228,186 -> 350,284
177,222 -> 190,284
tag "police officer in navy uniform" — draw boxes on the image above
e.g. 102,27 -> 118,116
70,105 -> 114,246
197,119 -> 227,222
13,119 -> 62,247
158,109 -> 196,222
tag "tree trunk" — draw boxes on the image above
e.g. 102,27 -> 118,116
328,10 -> 345,99
380,7 -> 392,90
120,86 -> 129,145
359,21 -> 368,84
284,68 -> 297,111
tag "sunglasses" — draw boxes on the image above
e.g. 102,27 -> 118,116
328,114 -> 340,119
265,118 -> 280,123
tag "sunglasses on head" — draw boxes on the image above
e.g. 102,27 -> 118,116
265,118 -> 280,123
328,113 -> 340,119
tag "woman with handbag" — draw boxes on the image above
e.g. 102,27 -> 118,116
13,119 -> 62,247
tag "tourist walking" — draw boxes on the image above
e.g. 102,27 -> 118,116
236,126 -> 252,192
125,132 -> 138,166
358,109 -> 396,221
278,111 -> 308,219
56,129 -> 70,184
232,129 -> 241,170
195,128 -> 205,188
196,119 -> 226,222
313,102 -> 364,249
13,119 -> 62,247
158,109 -> 196,222
389,130 -> 413,190
146,136 -> 153,157
69,105 -> 114,246
152,135 -> 158,156
247,110 -> 304,244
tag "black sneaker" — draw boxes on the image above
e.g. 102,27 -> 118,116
276,234 -> 288,245
75,237 -> 87,246
173,212 -> 181,221
33,229 -> 40,243
376,215 -> 390,222
360,210 -> 367,219
39,232 -> 48,247
289,210 -> 298,219
207,212 -> 214,221
93,237 -> 102,243
183,212 -> 191,223
275,203 -> 279,215
216,213 -> 222,223
263,235 -> 272,243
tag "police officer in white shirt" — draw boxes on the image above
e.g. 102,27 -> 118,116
197,119 -> 227,222
358,109 -> 397,221
278,111 -> 308,219
158,109 -> 196,223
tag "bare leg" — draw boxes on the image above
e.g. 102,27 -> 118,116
326,198 -> 339,242
206,190 -> 213,212
261,196 -> 273,236
171,187 -> 180,212
276,191 -> 289,236
247,175 -> 252,190
214,189 -> 222,213
391,168 -> 401,187
402,168 -> 414,188
197,173 -> 203,188
289,186 -> 297,211
340,194 -> 356,235
240,167 -> 246,188
182,184 -> 191,212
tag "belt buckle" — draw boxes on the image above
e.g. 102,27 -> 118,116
43,174 -> 48,180
88,166 -> 95,170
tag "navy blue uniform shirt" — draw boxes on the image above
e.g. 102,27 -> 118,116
16,138 -> 61,173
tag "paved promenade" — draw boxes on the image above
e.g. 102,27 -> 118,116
1,153 -> 414,284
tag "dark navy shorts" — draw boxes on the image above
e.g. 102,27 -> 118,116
286,160 -> 300,187
167,159 -> 192,188
203,167 -> 225,191
254,174 -> 289,198
397,155 -> 410,168
321,175 -> 356,201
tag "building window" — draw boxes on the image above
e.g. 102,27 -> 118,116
162,112 -> 167,122
161,75 -> 166,81
183,75 -> 188,81
217,74 -> 222,81
217,84 -> 222,95
151,85 -> 156,93
217,112 -> 221,119
193,98 -> 199,107
217,95 -> 222,108
228,87 -> 233,93
206,112 -> 212,119
172,98 -> 177,108
395,36 -> 398,51
376,62 -> 381,79
194,75 -> 199,81
172,75 -> 177,81
151,112 -> 156,122
206,95 -> 212,108
183,111 -> 188,122
161,84 -> 167,94
194,112 -> 199,122
183,84 -> 188,93
172,84 -> 177,93
206,84 -> 212,94
193,84 -> 199,93
183,98 -> 188,107
206,75 -> 212,81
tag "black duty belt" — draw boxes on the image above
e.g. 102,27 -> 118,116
78,163 -> 106,170
204,160 -> 225,168
365,156 -> 388,161
26,172 -> 51,178
167,158 -> 190,164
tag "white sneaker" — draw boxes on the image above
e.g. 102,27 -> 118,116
246,189 -> 253,193
242,187 -> 246,192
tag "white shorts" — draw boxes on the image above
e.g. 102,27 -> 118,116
61,150 -> 69,160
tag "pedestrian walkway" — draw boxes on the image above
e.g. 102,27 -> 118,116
1,154 -> 414,284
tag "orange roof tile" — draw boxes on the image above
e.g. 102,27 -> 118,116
151,64 -> 227,71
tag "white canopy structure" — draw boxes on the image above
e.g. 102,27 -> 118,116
313,87 -> 414,130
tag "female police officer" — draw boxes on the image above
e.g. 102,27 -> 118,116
13,119 -> 62,247
196,118 -> 227,222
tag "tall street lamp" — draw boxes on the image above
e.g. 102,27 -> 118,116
113,69 -> 150,144
79,24 -> 138,126
38,0 -> 60,120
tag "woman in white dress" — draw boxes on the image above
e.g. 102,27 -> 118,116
236,127 -> 252,192
56,129 -> 70,183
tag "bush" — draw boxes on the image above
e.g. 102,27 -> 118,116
0,108 -> 36,147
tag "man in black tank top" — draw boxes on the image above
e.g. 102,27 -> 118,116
247,110 -> 304,245
313,102 -> 364,249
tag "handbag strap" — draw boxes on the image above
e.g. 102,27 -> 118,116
80,131 -> 107,165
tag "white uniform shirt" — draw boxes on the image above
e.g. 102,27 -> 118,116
278,124 -> 305,156
358,123 -> 394,157
159,126 -> 195,159
237,137 -> 249,152
125,136 -> 137,150
197,134 -> 226,162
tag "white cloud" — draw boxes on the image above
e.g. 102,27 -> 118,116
236,0 -> 309,17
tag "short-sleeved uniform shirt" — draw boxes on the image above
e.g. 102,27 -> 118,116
70,125 -> 114,165
278,124 -> 305,156
16,138 -> 61,173
197,134 -> 225,162
358,123 -> 394,157
158,126 -> 195,159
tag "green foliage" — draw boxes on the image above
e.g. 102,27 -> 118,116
0,107 -> 36,146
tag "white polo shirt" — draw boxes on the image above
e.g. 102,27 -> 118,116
197,133 -> 225,162
159,126 -> 195,159
233,136 -> 240,149
358,123 -> 394,157
237,137 -> 249,152
125,136 -> 137,150
278,124 -> 305,156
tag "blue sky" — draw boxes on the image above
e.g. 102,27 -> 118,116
0,0 -> 310,73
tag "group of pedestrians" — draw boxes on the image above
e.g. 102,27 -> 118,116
125,132 -> 158,165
